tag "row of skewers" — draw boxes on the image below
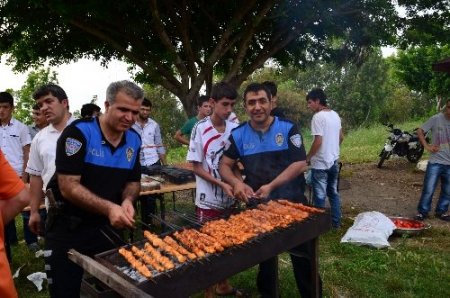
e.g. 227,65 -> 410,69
118,200 -> 324,279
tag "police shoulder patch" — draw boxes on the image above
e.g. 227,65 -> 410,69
65,138 -> 82,156
289,134 -> 302,148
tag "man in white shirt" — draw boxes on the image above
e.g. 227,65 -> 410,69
26,84 -> 75,237
0,91 -> 32,258
132,98 -> 166,226
306,88 -> 344,228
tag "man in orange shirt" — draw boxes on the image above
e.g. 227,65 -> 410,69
0,149 -> 31,298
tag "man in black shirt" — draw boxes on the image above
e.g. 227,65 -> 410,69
45,80 -> 144,298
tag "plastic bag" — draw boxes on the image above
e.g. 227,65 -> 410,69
340,211 -> 396,248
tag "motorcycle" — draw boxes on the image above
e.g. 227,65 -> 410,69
377,123 -> 426,168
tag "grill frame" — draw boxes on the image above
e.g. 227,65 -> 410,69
72,212 -> 331,298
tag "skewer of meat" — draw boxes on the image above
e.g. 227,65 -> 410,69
173,231 -> 206,258
118,247 -> 152,278
131,245 -> 165,272
144,243 -> 175,270
163,236 -> 197,260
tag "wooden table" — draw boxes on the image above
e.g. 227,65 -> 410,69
139,181 -> 196,224
139,181 -> 196,196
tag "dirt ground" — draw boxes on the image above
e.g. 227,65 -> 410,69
338,158 -> 449,228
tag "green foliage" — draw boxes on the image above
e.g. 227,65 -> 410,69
0,1 -> 401,115
397,0 -> 450,48
13,68 -> 58,124
391,45 -> 450,105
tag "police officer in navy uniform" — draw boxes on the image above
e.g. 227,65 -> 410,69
220,82 -> 321,298
45,80 -> 144,298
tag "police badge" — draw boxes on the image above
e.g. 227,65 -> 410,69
126,147 -> 134,162
275,133 -> 284,146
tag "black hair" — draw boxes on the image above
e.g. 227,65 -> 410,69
33,84 -> 68,102
211,82 -> 238,101
306,88 -> 328,106
142,98 -> 152,108
32,104 -> 40,110
80,103 -> 101,118
243,83 -> 272,102
0,91 -> 14,106
262,81 -> 277,97
197,95 -> 210,107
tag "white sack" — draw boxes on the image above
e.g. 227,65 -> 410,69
341,211 -> 396,248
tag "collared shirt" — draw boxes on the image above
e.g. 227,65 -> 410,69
26,116 -> 75,191
132,118 -> 166,166
28,124 -> 41,140
0,117 -> 32,176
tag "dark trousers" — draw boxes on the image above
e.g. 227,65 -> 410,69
140,162 -> 163,227
140,195 -> 160,224
257,241 -> 322,298
45,215 -> 115,298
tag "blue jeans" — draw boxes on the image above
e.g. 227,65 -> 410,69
311,160 -> 341,227
417,162 -> 450,215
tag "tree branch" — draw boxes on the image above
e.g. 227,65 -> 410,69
149,0 -> 190,87
225,0 -> 277,81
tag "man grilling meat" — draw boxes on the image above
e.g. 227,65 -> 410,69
44,80 -> 143,298
219,82 -> 321,297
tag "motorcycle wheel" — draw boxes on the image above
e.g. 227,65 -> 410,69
377,149 -> 391,168
407,144 -> 424,163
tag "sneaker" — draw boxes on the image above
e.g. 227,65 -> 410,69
414,213 -> 427,221
435,213 -> 450,222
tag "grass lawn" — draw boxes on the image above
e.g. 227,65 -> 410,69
11,119 -> 450,297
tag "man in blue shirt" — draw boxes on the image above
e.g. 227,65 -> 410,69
220,83 -> 320,297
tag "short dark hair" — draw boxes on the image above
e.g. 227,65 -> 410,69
32,104 -> 40,111
33,84 -> 68,102
243,83 -> 271,102
106,80 -> 143,104
0,91 -> 14,106
142,98 -> 152,108
80,103 -> 101,118
306,88 -> 328,106
262,81 -> 277,97
211,82 -> 238,101
197,95 -> 210,107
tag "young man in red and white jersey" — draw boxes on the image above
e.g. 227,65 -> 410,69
187,81 -> 244,297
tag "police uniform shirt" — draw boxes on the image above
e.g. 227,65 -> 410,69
54,118 -> 141,221
223,117 -> 306,202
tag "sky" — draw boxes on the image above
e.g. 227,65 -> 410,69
0,47 -> 397,113
0,56 -> 134,112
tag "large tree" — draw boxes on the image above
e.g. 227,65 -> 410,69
0,1 -> 399,116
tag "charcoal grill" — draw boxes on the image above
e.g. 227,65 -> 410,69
69,211 -> 330,298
